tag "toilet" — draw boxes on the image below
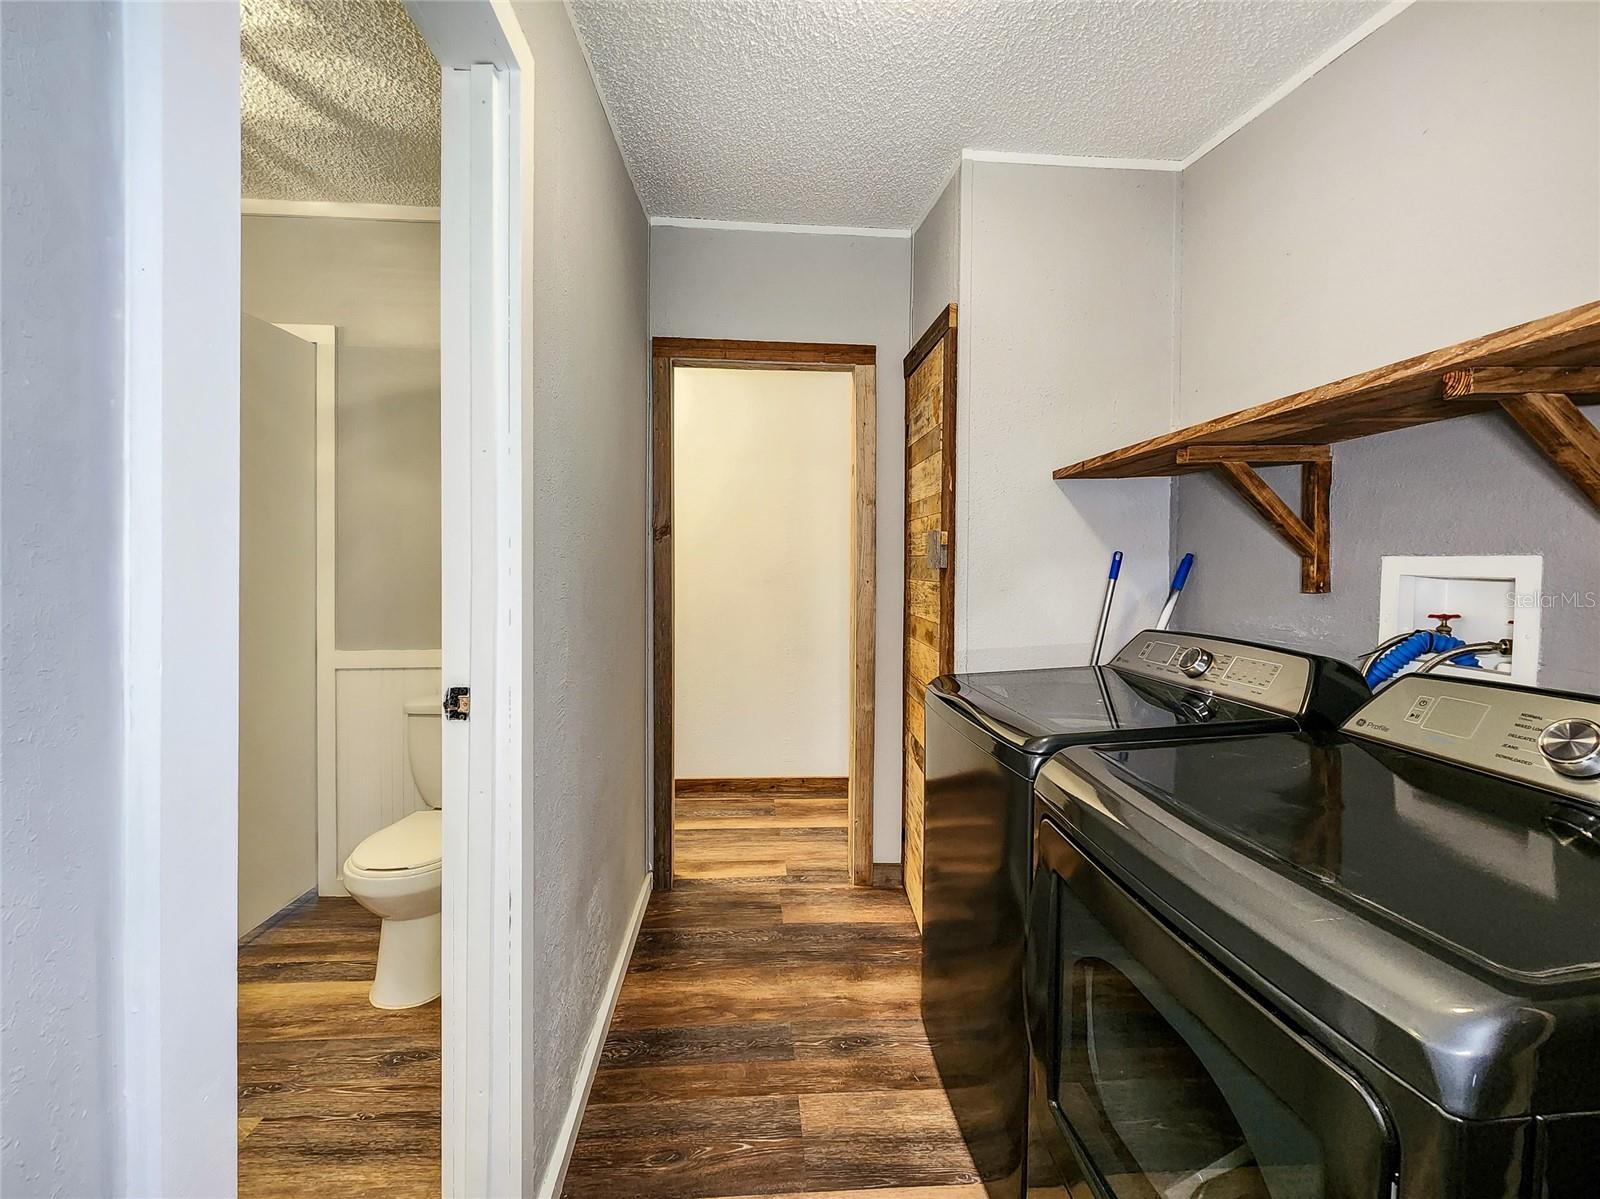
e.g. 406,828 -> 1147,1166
343,697 -> 442,1009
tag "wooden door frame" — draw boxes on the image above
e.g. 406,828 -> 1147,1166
651,338 -> 877,890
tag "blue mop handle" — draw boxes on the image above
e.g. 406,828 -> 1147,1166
1091,551 -> 1122,664
1155,553 -> 1194,630
1171,553 -> 1193,591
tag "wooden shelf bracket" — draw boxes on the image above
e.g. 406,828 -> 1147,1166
1443,372 -> 1600,508
1176,445 -> 1332,593
1496,392 -> 1600,508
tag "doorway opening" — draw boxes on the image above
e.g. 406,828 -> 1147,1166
121,0 -> 523,1191
651,339 -> 877,890
672,365 -> 852,882
237,0 -> 444,1191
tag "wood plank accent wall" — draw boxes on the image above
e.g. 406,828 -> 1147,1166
651,338 -> 877,890
901,305 -> 957,929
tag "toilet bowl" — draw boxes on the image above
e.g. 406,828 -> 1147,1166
343,697 -> 442,1009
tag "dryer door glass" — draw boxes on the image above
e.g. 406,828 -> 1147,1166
1032,819 -> 1394,1199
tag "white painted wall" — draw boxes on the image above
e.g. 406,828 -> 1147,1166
673,367 -> 852,778
503,1 -> 651,1189
958,160 -> 1177,673
650,223 -> 911,862
241,214 -> 443,651
1,4 -> 125,1191
4,3 -> 240,1193
911,167 -> 961,336
120,2 -> 242,1193
1172,0 -> 1600,689
239,318 -> 318,934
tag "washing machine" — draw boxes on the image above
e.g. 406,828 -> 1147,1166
1028,672 -> 1600,1197
921,630 -> 1370,1199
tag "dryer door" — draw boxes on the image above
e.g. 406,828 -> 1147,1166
1026,818 -> 1395,1199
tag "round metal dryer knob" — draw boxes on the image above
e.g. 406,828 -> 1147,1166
1177,647 -> 1214,678
1539,719 -> 1600,779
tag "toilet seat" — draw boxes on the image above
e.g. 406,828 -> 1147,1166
347,809 -> 441,876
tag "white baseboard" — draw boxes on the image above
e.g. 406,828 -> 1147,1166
535,870 -> 652,1199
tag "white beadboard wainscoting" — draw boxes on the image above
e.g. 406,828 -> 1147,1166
319,651 -> 441,894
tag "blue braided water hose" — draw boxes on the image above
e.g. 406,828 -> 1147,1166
1365,630 -> 1480,687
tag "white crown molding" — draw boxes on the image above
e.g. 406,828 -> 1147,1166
960,148 -> 1183,173
1180,0 -> 1412,169
901,2 -> 1418,226
921,147 -> 1180,226
613,1 -> 1413,235
648,215 -> 911,239
241,198 -> 441,222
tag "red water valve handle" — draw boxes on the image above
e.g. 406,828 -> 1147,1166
1428,612 -> 1463,634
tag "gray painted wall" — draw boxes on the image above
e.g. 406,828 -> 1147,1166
1173,0 -> 1600,691
241,214 -> 443,651
649,222 -> 912,863
960,160 -> 1178,672
911,168 -> 960,335
1,5 -> 125,1192
510,0 -> 651,1185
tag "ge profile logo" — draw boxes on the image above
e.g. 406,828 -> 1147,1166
1356,719 -> 1367,727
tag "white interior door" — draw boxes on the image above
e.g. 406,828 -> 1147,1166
238,318 -> 318,934
440,60 -> 522,1199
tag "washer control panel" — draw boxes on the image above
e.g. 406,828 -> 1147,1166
1345,675 -> 1600,799
1111,632 -> 1312,715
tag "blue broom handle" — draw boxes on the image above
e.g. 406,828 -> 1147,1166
1091,551 -> 1122,664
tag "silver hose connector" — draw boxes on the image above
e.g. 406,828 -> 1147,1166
1413,639 -> 1514,677
1358,631 -> 1418,675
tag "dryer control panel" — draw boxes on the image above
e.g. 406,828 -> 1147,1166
1346,675 -> 1600,801
1110,631 -> 1314,715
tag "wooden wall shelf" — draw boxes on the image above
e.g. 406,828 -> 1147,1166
1052,301 -> 1600,592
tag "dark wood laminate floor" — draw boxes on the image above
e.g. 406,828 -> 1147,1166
562,791 -> 983,1199
238,895 -> 440,1199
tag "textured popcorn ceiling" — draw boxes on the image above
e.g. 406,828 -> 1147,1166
568,0 -> 1387,227
242,0 -> 440,205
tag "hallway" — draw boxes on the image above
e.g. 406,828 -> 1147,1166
561,789 -> 981,1199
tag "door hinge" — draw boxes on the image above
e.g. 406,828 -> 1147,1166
925,529 -> 949,570
444,686 -> 471,721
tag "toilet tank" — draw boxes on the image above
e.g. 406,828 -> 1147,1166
404,697 -> 443,808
